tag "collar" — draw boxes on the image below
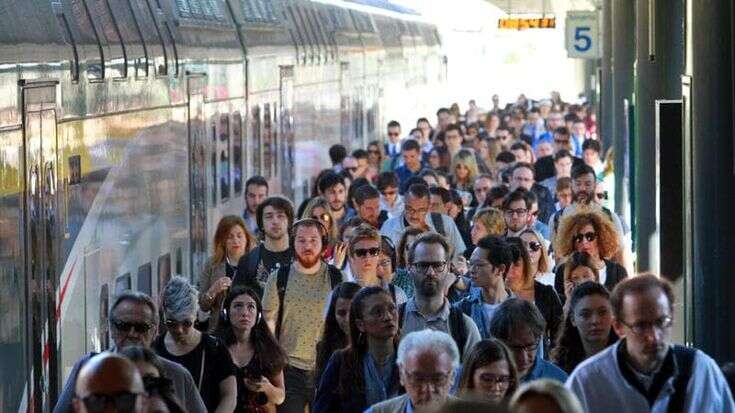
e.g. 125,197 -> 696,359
525,356 -> 544,381
406,297 -> 450,322
506,227 -> 527,238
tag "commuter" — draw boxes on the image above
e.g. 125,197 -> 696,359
582,138 -> 603,176
535,110 -> 564,148
54,291 -> 207,413
444,124 -> 465,158
380,183 -> 466,259
570,118 -> 587,156
385,120 -> 403,159
328,144 -> 348,172
510,163 -> 555,223
347,224 -> 407,304
419,168 -> 441,187
417,117 -> 434,146
261,218 -> 343,413
448,189 -> 472,253
332,217 -> 366,281
393,227 -> 422,299
342,156 -> 359,180
428,145 -> 451,173
466,174 -> 494,221
555,177 -> 573,211
539,149 -> 573,195
552,282 -> 618,374
435,170 -> 451,189
533,127 -> 584,182
495,127 -> 514,150
502,189 -> 531,237
458,338 -> 518,404
198,215 -> 257,332
566,274 -> 735,413
436,107 -> 452,133
494,152 -> 515,183
297,169 -> 333,218
314,287 -> 402,412
398,232 -> 480,358
483,185 -> 509,209
535,140 -> 554,159
301,197 -> 338,259
219,286 -> 287,412
243,176 -> 269,237
71,352 -> 146,413
377,236 -> 400,293
520,229 -> 554,286
352,149 -> 373,181
154,277 -> 237,413
454,236 -> 513,339
366,330 -> 460,413
510,379 -> 583,413
315,282 -> 361,385
451,149 -> 479,193
119,346 -> 186,413
354,184 -> 388,229
318,171 -> 355,228
489,298 -> 568,383
553,211 -> 627,303
469,207 -> 505,253
484,112 -> 501,138
510,142 -> 534,164
560,251 -> 599,299
377,172 -> 404,219
367,140 -> 391,175
429,186 -> 451,214
394,139 -> 425,190
505,237 -> 562,350
523,190 -> 551,241
236,196 -> 294,297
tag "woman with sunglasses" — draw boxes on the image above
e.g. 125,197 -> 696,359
301,197 -> 338,260
458,338 -> 519,403
553,211 -> 627,304
154,276 -> 237,413
521,229 -> 555,286
367,140 -> 392,174
315,282 -> 362,386
219,286 -> 287,412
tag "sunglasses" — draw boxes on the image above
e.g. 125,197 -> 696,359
596,191 -> 608,200
526,241 -> 542,252
573,231 -> 597,244
164,319 -> 193,329
353,247 -> 381,258
111,319 -> 152,334
79,393 -> 140,413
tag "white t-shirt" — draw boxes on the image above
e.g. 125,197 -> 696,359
598,264 -> 607,286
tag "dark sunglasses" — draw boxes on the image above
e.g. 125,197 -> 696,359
573,231 -> 597,244
388,132 -> 400,137
353,247 -> 381,258
164,319 -> 193,329
79,393 -> 140,413
526,241 -> 542,252
596,191 -> 608,200
111,319 -> 152,334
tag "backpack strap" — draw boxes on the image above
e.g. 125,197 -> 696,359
448,306 -> 469,358
667,346 -> 696,413
245,244 -> 263,280
326,264 -> 343,289
398,302 -> 407,329
389,284 -> 397,303
275,265 -> 291,340
430,212 -> 446,237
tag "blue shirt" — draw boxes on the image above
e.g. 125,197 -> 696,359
524,357 -> 568,383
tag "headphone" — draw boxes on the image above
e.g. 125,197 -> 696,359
222,307 -> 262,326
290,218 -> 330,253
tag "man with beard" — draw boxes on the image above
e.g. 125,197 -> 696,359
548,164 -> 624,254
53,291 -> 206,413
318,172 -> 354,227
243,175 -> 268,237
353,184 -> 387,229
567,275 -> 734,413
262,219 -> 342,413
237,196 -> 294,297
398,232 -> 480,359
72,352 -> 146,413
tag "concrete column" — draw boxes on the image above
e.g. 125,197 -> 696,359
633,0 -> 683,272
600,0 -> 614,151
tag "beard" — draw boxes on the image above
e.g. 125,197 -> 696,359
573,189 -> 594,205
296,252 -> 321,268
418,277 -> 441,296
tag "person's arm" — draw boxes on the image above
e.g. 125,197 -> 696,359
264,371 -> 286,405
214,375 -> 237,413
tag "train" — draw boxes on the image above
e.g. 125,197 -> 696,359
0,0 -> 447,411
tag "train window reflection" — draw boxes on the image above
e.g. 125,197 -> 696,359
219,115 -> 230,201
115,273 -> 131,295
252,105 -> 262,176
210,120 -> 217,205
157,253 -> 171,295
99,284 -> 110,350
233,112 -> 243,194
263,104 -> 272,178
137,263 -> 152,296
175,248 -> 182,276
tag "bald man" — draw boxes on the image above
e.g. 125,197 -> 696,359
73,352 -> 145,413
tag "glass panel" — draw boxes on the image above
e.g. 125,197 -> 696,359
232,112 -> 243,195
98,284 -> 110,350
210,120 -> 217,205
157,253 -> 171,293
219,115 -> 230,201
0,266 -> 27,412
115,273 -> 132,294
251,105 -> 261,175
262,104 -> 272,178
137,263 -> 152,295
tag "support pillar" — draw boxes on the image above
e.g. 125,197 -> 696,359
600,0 -> 613,151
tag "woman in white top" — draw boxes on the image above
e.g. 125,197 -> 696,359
521,229 -> 555,287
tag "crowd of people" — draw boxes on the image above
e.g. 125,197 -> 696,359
57,95 -> 735,413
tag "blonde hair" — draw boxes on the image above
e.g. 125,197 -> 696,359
510,379 -> 584,413
521,228 -> 550,273
472,207 -> 505,236
555,210 -> 620,259
451,149 -> 479,187
301,197 -> 337,243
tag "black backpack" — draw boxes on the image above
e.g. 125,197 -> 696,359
667,345 -> 696,413
275,264 -> 342,339
397,302 -> 469,357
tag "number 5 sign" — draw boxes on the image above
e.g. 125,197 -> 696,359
565,11 -> 601,59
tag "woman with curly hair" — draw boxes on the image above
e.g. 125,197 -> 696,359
314,287 -> 401,412
551,282 -> 618,374
451,148 -> 480,192
458,338 -> 519,403
300,196 -> 338,259
553,211 -> 627,303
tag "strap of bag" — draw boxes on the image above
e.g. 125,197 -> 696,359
275,265 -> 290,340
197,344 -> 206,390
667,346 -> 696,413
430,212 -> 446,237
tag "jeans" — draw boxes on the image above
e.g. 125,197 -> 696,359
278,365 -> 314,413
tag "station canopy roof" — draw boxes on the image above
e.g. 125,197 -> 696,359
483,0 -> 599,15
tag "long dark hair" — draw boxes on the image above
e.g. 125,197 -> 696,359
219,286 -> 287,378
338,287 -> 400,400
458,338 -> 519,400
551,282 -> 618,373
314,282 -> 361,383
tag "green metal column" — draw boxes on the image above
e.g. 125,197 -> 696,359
600,0 -> 614,151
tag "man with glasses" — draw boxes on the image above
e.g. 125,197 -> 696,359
502,189 -> 532,237
380,184 -> 466,260
366,330 -> 459,413
397,232 -> 480,359
72,352 -> 145,413
566,275 -> 734,413
385,120 -> 403,159
489,298 -> 568,383
510,163 -> 555,224
54,291 -> 207,413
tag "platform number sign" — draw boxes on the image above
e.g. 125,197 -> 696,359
565,11 -> 601,59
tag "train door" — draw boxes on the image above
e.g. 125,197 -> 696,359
187,74 -> 208,280
21,80 -> 60,412
279,65 -> 295,200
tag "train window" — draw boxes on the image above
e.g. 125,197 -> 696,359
137,263 -> 152,296
157,253 -> 171,295
271,101 -> 279,177
296,7 -> 319,63
90,0 -> 127,78
262,104 -> 273,178
69,0 -> 104,80
53,11 -> 80,81
130,0 -> 166,76
99,284 -> 110,350
241,0 -> 277,23
232,112 -> 243,195
211,120 -> 218,205
115,273 -> 132,295
307,9 -> 328,63
219,115 -> 231,201
285,6 -> 307,64
175,248 -> 182,276
251,105 -> 262,175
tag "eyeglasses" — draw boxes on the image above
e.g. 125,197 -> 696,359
619,316 -> 673,336
79,393 -> 140,413
573,231 -> 597,244
596,191 -> 609,200
411,261 -> 448,273
504,208 -> 528,216
381,190 -> 398,197
525,241 -> 542,252
353,247 -> 381,258
468,260 -> 492,270
477,374 -> 513,387
406,206 -> 429,216
404,372 -> 451,388
506,340 -> 539,354
378,259 -> 392,268
388,132 -> 400,137
164,319 -> 193,329
111,319 -> 153,334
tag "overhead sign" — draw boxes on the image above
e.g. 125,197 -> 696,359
565,11 -> 601,59
498,17 -> 556,30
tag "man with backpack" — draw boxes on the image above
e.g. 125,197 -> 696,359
398,232 -> 480,360
262,218 -> 342,413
